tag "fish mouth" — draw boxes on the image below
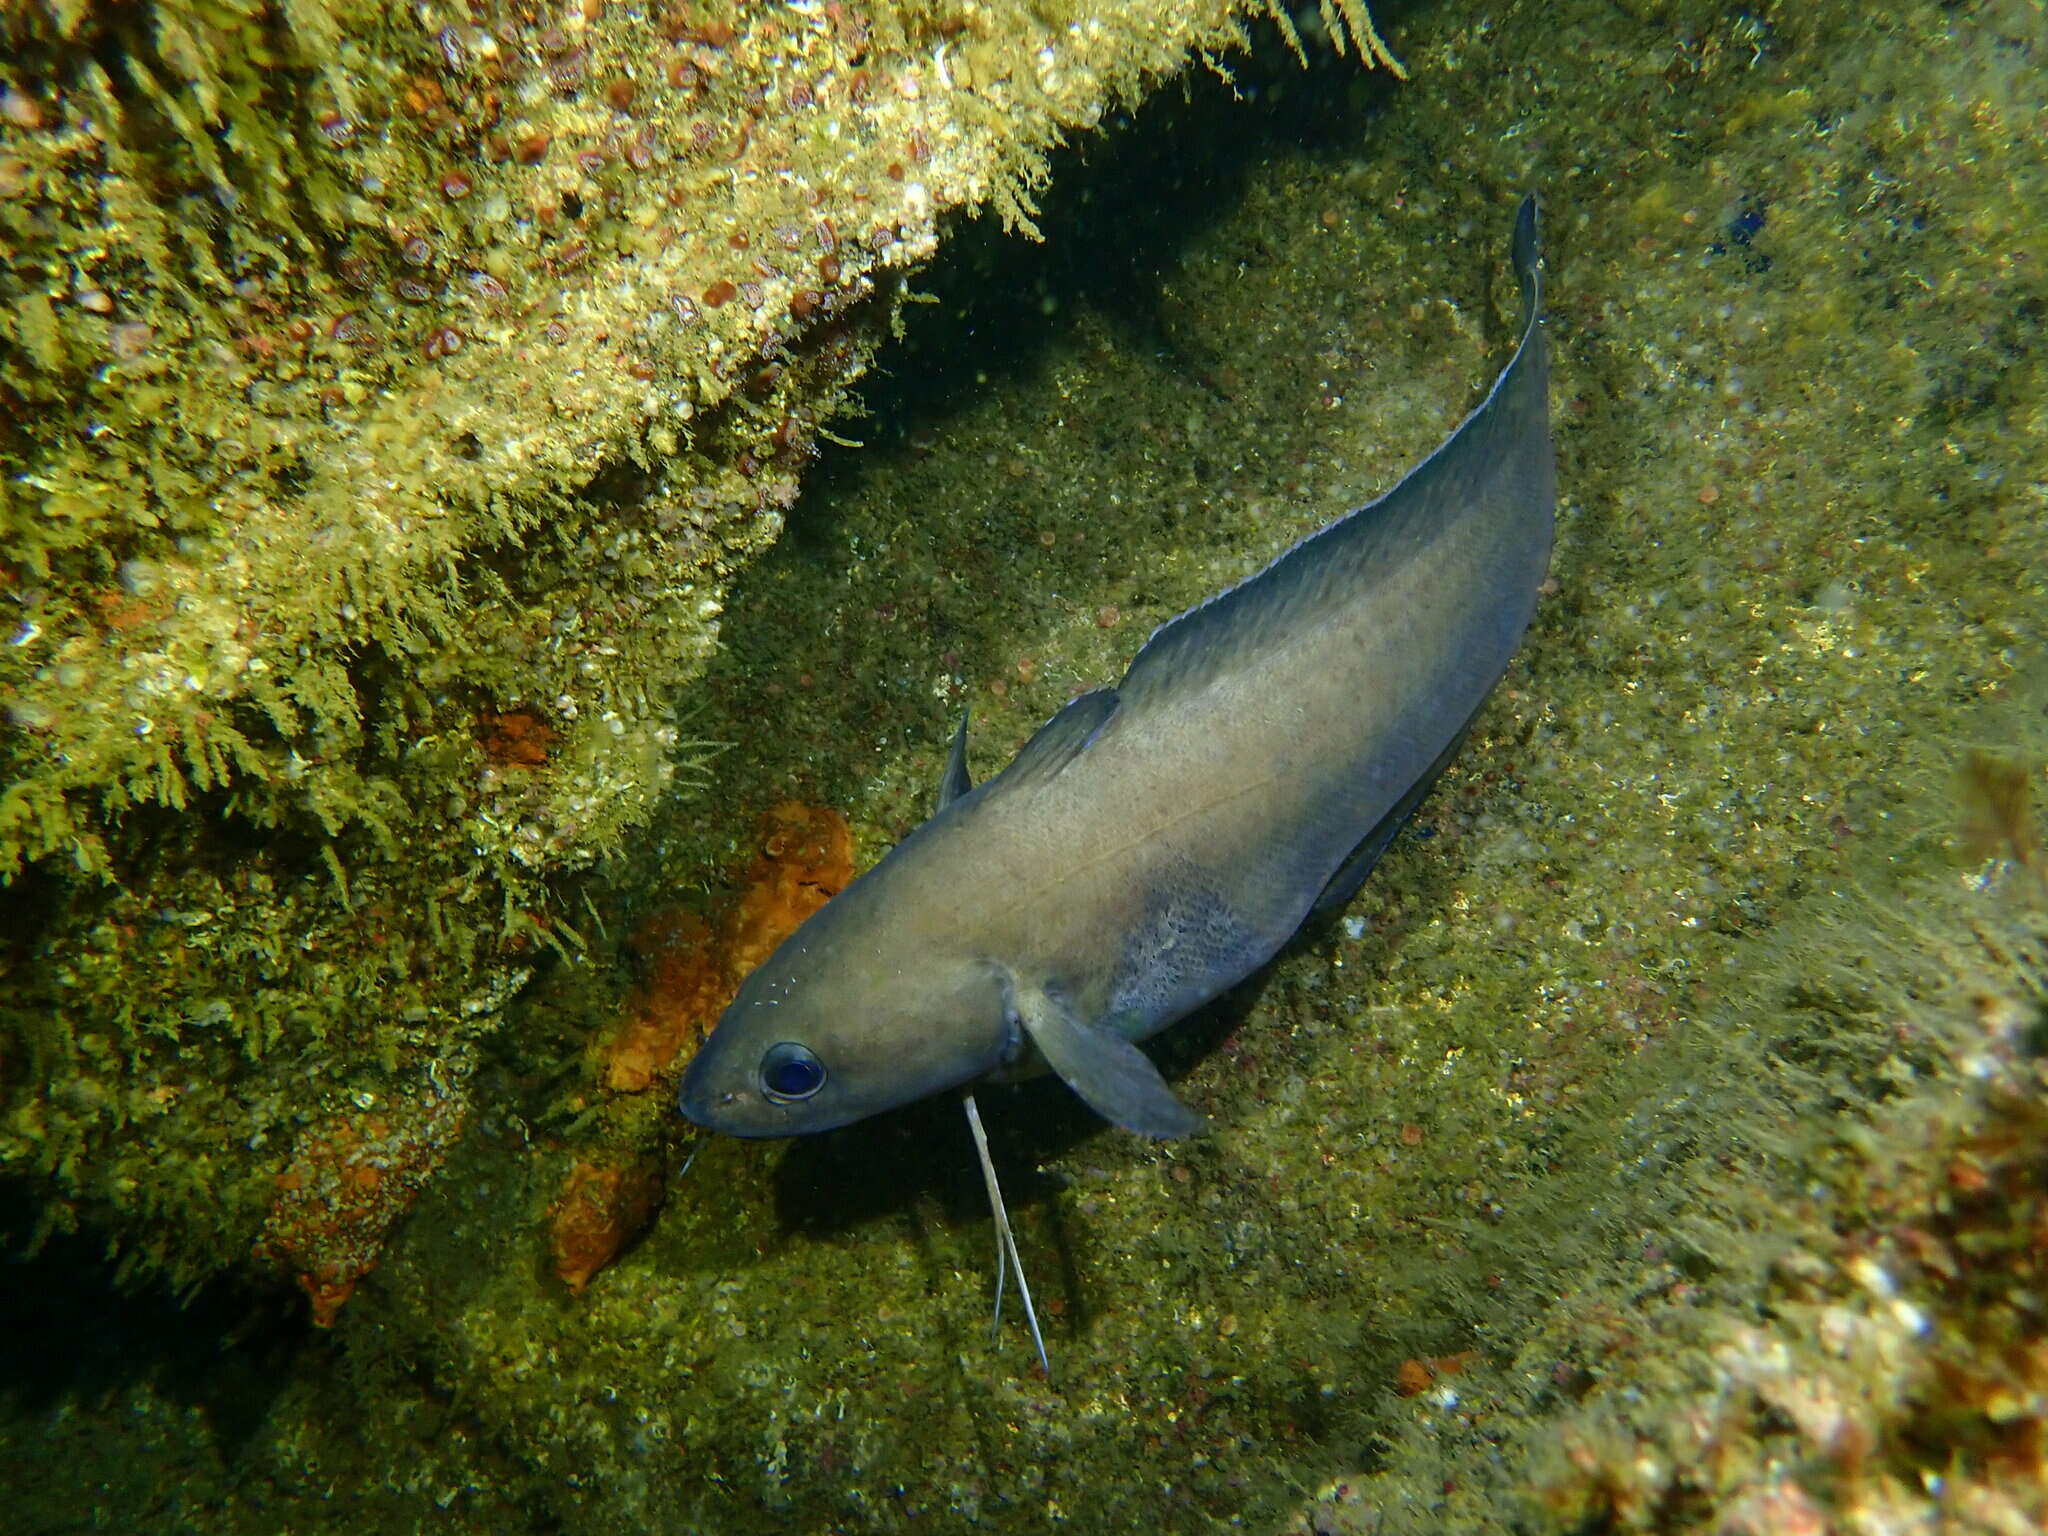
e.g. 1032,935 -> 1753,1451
676,1054 -> 814,1137
680,1094 -> 770,1136
677,1073 -> 775,1136
677,1029 -> 762,1134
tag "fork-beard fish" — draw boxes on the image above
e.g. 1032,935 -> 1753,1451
679,196 -> 1554,1372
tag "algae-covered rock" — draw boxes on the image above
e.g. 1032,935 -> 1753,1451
0,0 -> 1343,1301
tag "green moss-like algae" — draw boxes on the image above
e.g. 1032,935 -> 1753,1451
0,0 -> 1312,1295
5,0 -> 2048,1531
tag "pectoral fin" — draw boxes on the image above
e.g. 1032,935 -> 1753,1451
1012,986 -> 1205,1138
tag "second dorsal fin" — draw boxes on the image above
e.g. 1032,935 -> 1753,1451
993,687 -> 1119,790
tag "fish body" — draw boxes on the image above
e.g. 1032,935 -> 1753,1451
680,197 -> 1553,1142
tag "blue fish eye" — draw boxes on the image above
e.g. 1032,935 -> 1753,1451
759,1041 -> 826,1102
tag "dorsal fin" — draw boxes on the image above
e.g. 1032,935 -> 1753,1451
1120,195 -> 1549,713
936,708 -> 973,811
992,687 -> 1119,789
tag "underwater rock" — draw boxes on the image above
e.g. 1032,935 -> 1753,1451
253,1083 -> 467,1325
548,1155 -> 666,1296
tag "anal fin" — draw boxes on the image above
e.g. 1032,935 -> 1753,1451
1311,711 -> 1482,919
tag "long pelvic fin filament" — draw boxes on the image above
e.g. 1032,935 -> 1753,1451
963,1092 -> 1051,1381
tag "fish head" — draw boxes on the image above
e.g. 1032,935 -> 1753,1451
677,904 -> 1014,1137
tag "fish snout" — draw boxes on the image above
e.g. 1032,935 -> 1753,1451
676,1053 -> 781,1136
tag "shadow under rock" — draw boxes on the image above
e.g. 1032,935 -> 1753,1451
0,1185 -> 311,1456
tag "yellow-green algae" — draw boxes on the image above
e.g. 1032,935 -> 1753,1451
5,0 -> 2048,1531
0,0 -> 1367,1293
